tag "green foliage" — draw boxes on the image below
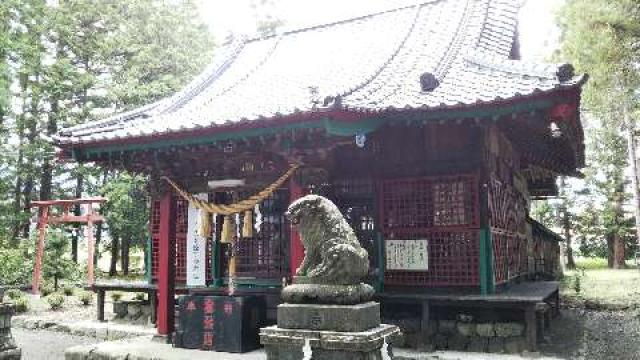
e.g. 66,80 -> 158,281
5,289 -> 23,300
110,292 -> 123,302
101,173 -> 149,249
77,291 -> 93,306
0,0 -> 214,252
575,257 -> 610,270
558,1 -> 640,266
108,0 -> 214,108
12,296 -> 30,313
40,283 -> 54,297
0,248 -> 32,286
42,230 -> 76,286
46,292 -> 65,310
62,285 -> 75,296
134,292 -> 146,301
530,200 -> 557,229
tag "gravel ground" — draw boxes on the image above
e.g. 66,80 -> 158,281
540,308 -> 640,360
12,328 -> 100,360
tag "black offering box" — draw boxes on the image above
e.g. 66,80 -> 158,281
173,295 -> 266,353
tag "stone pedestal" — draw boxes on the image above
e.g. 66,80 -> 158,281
261,323 -> 400,360
261,302 -> 400,360
0,303 -> 21,360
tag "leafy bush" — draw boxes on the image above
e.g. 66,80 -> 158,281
12,296 -> 29,313
5,288 -> 23,300
110,292 -> 123,302
46,293 -> 65,310
77,291 -> 93,306
42,230 -> 76,288
134,293 -> 146,301
0,244 -> 34,286
62,285 -> 75,296
40,283 -> 55,297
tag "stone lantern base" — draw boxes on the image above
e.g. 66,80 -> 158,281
0,304 -> 21,360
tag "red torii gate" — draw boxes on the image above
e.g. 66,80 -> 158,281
30,197 -> 107,295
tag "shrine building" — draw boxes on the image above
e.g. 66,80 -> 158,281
53,0 -> 585,350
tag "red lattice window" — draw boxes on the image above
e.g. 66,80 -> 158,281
492,231 -> 507,284
381,175 -> 479,232
150,199 -> 160,281
381,175 -> 480,287
383,229 -> 480,286
174,198 -> 189,283
492,231 -> 527,285
150,194 -> 213,284
234,188 -> 289,278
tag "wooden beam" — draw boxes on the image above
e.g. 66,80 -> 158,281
31,197 -> 106,206
156,191 -> 176,336
48,214 -> 105,224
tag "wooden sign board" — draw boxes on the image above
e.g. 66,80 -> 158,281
386,239 -> 429,271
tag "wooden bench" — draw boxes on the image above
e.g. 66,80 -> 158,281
376,281 -> 560,351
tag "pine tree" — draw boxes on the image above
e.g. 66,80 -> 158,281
558,0 -> 640,267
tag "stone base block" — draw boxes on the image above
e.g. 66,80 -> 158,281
0,348 -> 21,360
281,282 -> 374,305
261,324 -> 400,360
278,302 -> 380,332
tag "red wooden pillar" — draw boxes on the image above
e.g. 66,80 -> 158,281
289,179 -> 305,277
157,191 -> 176,336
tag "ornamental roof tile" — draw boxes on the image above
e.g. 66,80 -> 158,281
54,0 -> 585,146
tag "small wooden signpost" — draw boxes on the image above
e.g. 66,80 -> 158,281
30,197 -> 107,295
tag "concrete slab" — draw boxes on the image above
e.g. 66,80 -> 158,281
64,336 -> 266,360
64,336 -> 564,360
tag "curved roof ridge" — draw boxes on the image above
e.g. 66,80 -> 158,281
465,51 -> 574,81
329,4 -> 423,104
475,0 -> 521,57
245,0 -> 444,43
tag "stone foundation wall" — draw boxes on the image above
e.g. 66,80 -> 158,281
389,317 -> 528,354
112,300 -> 152,323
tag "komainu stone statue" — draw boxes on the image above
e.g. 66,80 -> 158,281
282,195 -> 374,305
260,195 -> 400,360
287,194 -> 369,284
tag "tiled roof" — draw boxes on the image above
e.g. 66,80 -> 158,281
54,0 -> 586,146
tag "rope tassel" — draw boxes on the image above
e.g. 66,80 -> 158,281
221,215 -> 234,243
198,210 -> 211,238
242,210 -> 253,238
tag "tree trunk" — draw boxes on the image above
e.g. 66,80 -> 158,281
120,237 -> 130,276
72,172 -> 84,263
21,74 -> 42,240
624,115 -> 640,267
559,177 -> 576,269
39,77 -> 60,203
94,170 -> 109,268
613,233 -> 626,269
10,76 -> 27,245
109,236 -> 119,276
94,222 -> 102,268
607,233 -> 615,268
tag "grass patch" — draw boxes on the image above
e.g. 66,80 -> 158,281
562,266 -> 640,307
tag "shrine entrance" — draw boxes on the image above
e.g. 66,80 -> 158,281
30,197 -> 107,294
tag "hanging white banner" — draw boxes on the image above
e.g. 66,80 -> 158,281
187,193 -> 208,286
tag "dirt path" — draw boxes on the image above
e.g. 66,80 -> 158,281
12,328 -> 99,360
540,308 -> 640,360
